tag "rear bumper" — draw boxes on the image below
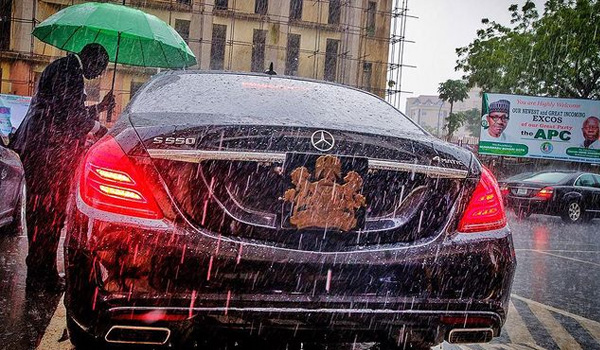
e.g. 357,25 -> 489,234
64,199 -> 516,346
504,196 -> 556,214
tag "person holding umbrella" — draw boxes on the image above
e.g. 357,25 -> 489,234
11,43 -> 115,291
12,1 -> 196,291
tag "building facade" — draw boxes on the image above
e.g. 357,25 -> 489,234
405,88 -> 481,137
0,0 -> 392,125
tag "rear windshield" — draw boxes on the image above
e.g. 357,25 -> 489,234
128,73 -> 424,137
522,172 -> 571,184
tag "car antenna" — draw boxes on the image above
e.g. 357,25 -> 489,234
264,62 -> 277,76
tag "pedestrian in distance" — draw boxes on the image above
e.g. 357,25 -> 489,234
10,43 -> 115,291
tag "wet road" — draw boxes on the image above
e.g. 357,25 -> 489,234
0,214 -> 598,349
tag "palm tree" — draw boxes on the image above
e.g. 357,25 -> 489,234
438,80 -> 469,141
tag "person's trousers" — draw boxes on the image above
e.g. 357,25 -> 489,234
24,168 -> 71,280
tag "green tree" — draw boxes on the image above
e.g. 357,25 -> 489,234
462,108 -> 483,136
438,79 -> 469,140
456,0 -> 600,99
444,112 -> 467,141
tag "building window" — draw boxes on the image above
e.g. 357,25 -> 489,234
214,0 -> 228,11
255,0 -> 268,15
0,0 -> 11,50
174,19 -> 190,43
285,34 -> 300,76
289,0 -> 302,20
324,39 -> 339,82
176,0 -> 191,5
251,29 -> 267,72
362,62 -> 372,92
328,0 -> 341,25
130,81 -> 145,98
366,1 -> 376,37
210,24 -> 227,70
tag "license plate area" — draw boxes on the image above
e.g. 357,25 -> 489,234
281,153 -> 368,231
516,188 -> 528,196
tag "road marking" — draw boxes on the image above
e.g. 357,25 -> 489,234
516,249 -> 600,267
37,295 -> 72,350
505,300 -> 537,347
512,294 -> 600,344
526,302 -> 582,350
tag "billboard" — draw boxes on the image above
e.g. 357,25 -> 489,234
0,94 -> 32,136
478,93 -> 600,164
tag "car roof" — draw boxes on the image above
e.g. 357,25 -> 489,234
158,70 -> 387,102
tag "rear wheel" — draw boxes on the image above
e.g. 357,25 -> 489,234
562,200 -> 583,223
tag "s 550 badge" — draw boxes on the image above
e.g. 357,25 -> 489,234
153,137 -> 196,145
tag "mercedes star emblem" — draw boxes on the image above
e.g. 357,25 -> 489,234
311,130 -> 335,152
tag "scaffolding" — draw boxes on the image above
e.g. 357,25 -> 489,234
1,0 -> 413,114
385,0 -> 414,111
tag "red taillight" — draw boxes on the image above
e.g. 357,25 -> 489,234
80,135 -> 164,220
536,186 -> 554,200
499,184 -> 509,197
458,166 -> 507,233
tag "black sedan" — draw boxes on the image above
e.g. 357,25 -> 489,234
64,72 -> 516,349
0,141 -> 25,235
499,171 -> 600,223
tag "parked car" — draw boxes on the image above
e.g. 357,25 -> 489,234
499,170 -> 600,222
0,141 -> 25,235
64,71 -> 516,349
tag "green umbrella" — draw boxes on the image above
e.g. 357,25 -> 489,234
32,2 -> 196,68
32,2 -> 197,120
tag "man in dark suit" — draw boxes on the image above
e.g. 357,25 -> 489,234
11,43 -> 115,291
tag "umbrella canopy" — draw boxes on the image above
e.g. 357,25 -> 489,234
32,2 -> 196,68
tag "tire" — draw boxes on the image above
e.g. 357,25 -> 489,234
0,181 -> 25,236
562,200 -> 584,223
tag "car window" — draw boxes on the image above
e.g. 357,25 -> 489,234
575,174 -> 596,187
522,172 -> 570,184
592,175 -> 600,188
129,74 -> 425,138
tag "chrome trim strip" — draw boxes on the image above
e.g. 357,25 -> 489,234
147,149 -> 468,179
148,149 -> 286,163
109,306 -> 499,318
369,159 -> 468,178
105,325 -> 171,345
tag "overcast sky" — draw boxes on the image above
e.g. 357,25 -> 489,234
396,0 -> 545,112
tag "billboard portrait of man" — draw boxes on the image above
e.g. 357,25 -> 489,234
580,116 -> 600,149
482,99 -> 511,141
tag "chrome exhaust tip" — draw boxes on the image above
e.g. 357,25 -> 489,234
447,328 -> 494,344
105,325 -> 171,345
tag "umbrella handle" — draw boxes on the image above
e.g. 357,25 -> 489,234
107,32 -> 122,122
